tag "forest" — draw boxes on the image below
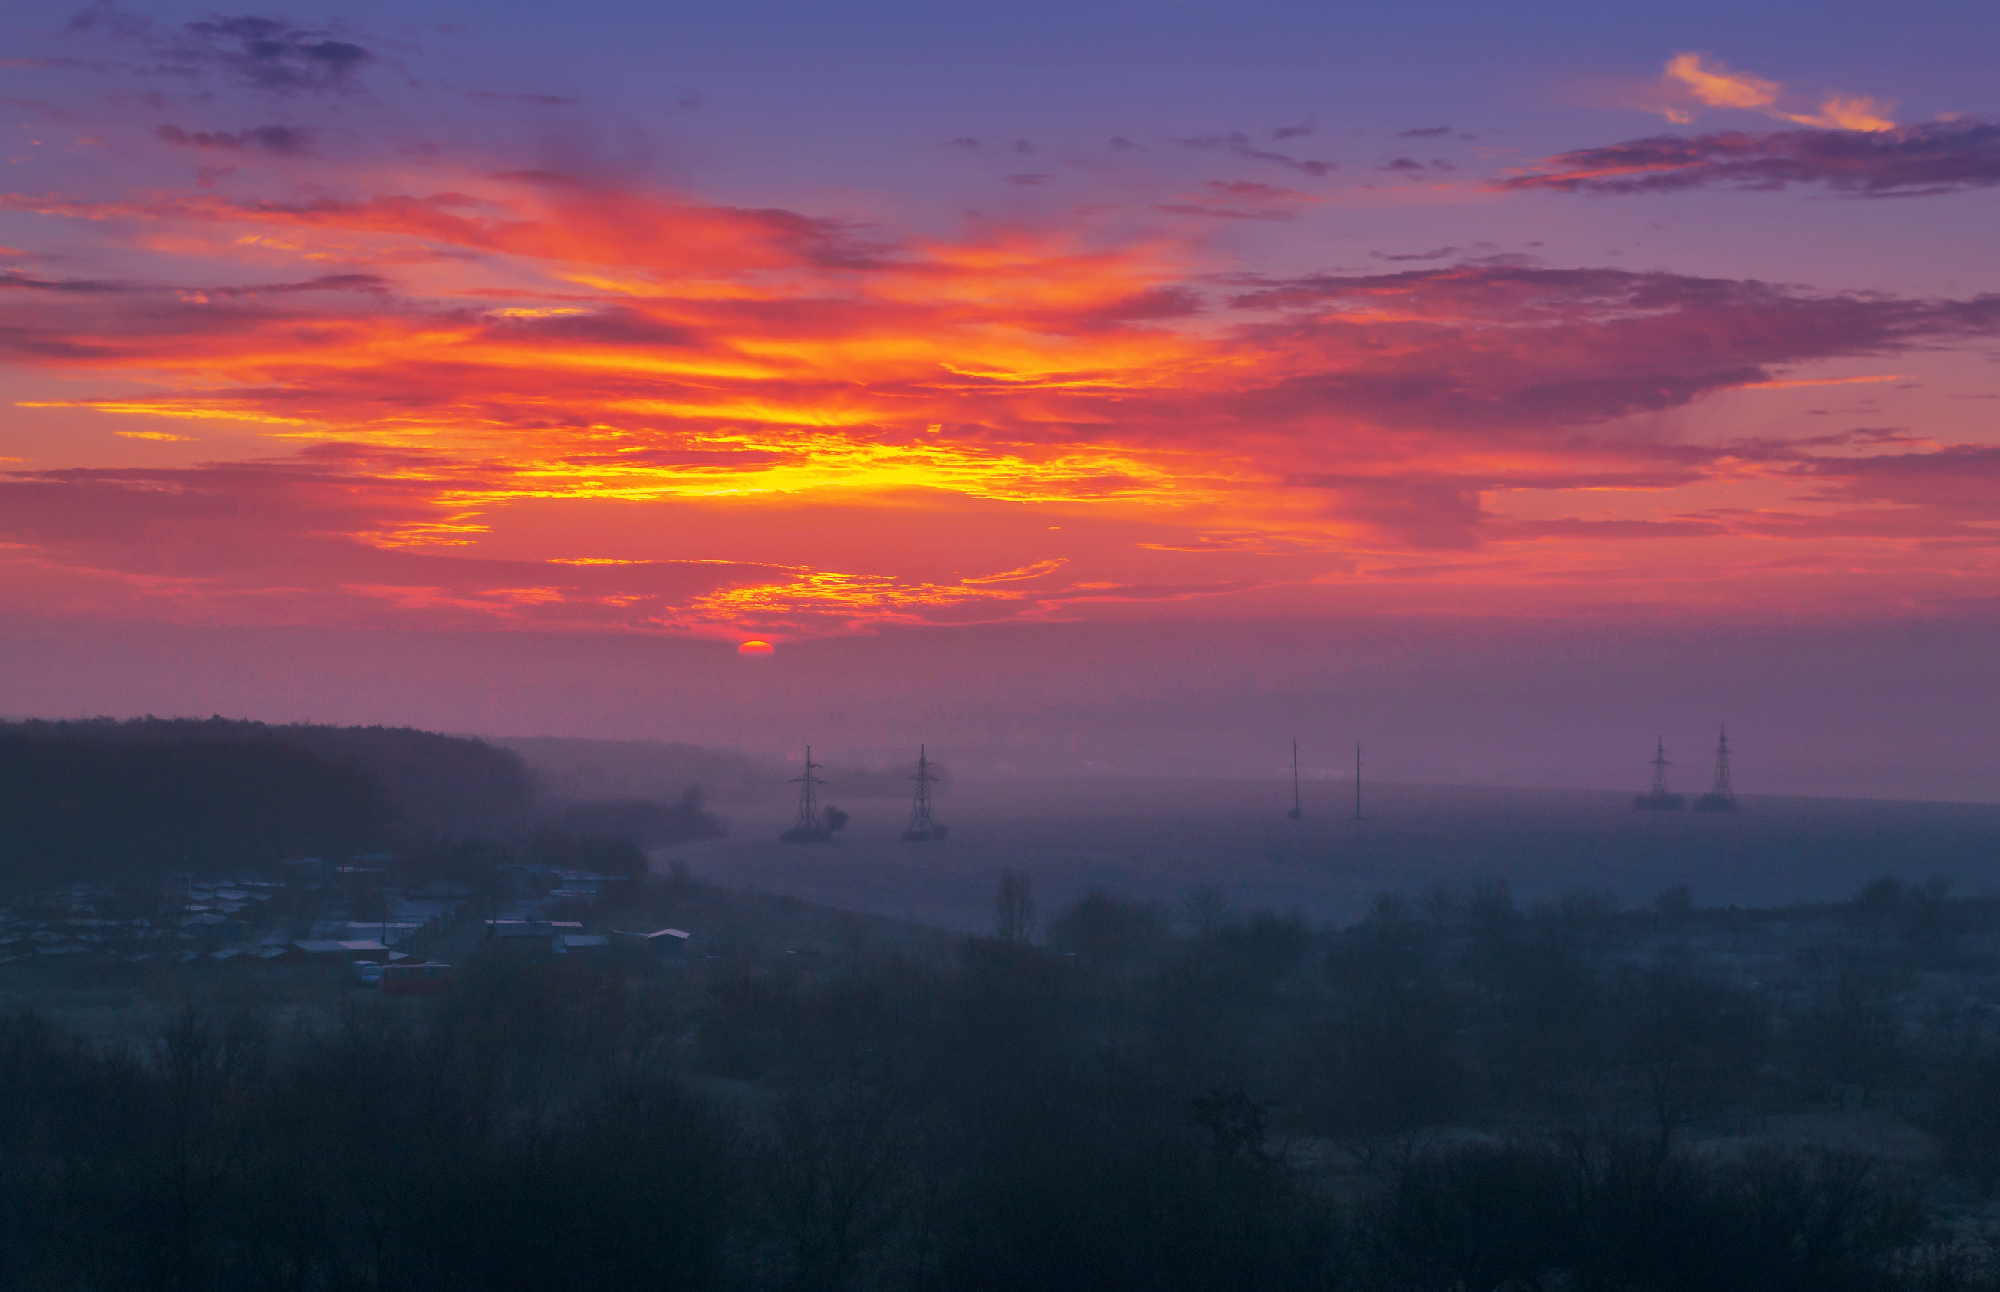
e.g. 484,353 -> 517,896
3,865 -> 2000,1291
0,720 -> 721,888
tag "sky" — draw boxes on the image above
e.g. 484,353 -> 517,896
2,1 -> 1999,795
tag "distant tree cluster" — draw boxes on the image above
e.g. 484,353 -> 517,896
556,785 -> 725,851
0,719 -> 395,888
0,719 -> 723,890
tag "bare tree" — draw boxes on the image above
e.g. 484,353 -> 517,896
1419,880 -> 1458,930
755,1082 -> 915,1292
1184,885 -> 1229,939
154,1006 -> 265,1290
994,870 -> 1034,944
1369,891 -> 1412,927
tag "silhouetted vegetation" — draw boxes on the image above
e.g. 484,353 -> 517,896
0,719 -> 722,891
556,785 -> 724,849
6,867 -> 2000,1289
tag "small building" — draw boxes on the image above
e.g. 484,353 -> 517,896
343,921 -> 433,949
612,928 -> 691,958
483,920 -> 582,955
560,934 -> 610,957
288,938 -> 391,964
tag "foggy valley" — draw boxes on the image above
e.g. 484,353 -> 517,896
5,0 -> 2000,1284
3,719 -> 2000,1288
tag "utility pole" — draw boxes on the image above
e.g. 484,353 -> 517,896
1288,738 -> 1302,820
1353,744 -> 1363,821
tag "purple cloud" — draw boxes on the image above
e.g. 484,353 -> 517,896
1501,118 -> 2000,198
1155,179 -> 1312,220
157,123 -> 310,154
1369,246 -> 1459,262
172,16 -> 371,93
1175,131 -> 1335,177
467,90 -> 580,107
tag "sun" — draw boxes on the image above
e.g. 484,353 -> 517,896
737,639 -> 775,656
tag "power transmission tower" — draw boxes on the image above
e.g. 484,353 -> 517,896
903,744 -> 948,841
1696,727 -> 1739,812
781,747 -> 831,842
1635,736 -> 1686,811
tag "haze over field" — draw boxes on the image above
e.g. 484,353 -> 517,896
648,774 -> 2000,930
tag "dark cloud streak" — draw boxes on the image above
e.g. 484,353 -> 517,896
157,123 -> 310,154
1502,118 -> 2000,198
1175,131 -> 1335,177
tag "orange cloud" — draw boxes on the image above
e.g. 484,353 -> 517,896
3,155 -> 2000,635
1656,52 -> 1895,132
1663,52 -> 1781,115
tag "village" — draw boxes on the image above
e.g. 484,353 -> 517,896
0,856 -> 691,990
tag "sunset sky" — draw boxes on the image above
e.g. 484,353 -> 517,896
3,1 -> 1997,794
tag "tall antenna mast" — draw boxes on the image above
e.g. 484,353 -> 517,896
791,746 -> 825,832
1288,738 -> 1302,819
1696,726 -> 1739,812
1353,743 -> 1363,821
1651,737 -> 1670,798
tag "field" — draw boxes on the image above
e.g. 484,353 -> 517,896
671,777 -> 2000,930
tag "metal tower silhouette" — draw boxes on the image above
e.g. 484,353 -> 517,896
1696,727 -> 1738,812
1353,743 -> 1363,821
1288,738 -> 1302,819
1634,736 -> 1686,811
781,746 -> 831,842
902,745 -> 948,841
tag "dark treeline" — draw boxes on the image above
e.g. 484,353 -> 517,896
0,719 -> 723,888
5,873 -> 2000,1290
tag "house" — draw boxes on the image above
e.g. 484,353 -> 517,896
612,928 -> 691,958
561,934 -> 610,956
288,938 -> 391,964
181,913 -> 242,941
484,920 -> 582,955
342,921 -> 432,949
381,962 -> 453,996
